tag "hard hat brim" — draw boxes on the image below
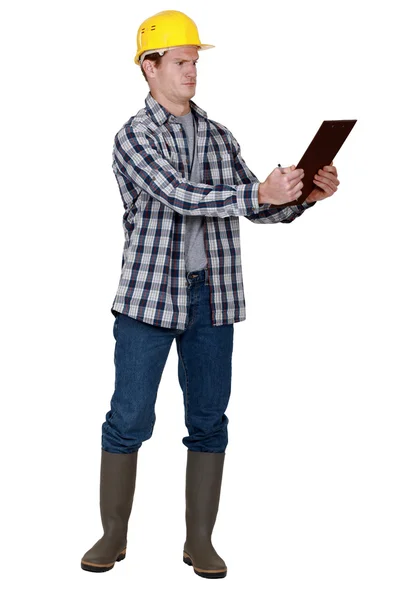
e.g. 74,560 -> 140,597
135,43 -> 215,66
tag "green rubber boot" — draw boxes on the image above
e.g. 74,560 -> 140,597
81,449 -> 138,572
183,450 -> 228,578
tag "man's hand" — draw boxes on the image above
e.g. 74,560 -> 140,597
306,162 -> 340,202
258,165 -> 305,206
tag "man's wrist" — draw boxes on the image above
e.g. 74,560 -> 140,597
258,182 -> 270,207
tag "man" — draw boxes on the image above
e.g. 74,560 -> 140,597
81,10 -> 340,578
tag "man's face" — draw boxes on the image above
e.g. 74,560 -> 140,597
149,46 -> 199,102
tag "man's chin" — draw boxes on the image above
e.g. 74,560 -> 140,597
184,86 -> 196,95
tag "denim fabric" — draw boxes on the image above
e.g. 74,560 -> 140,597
102,268 -> 234,454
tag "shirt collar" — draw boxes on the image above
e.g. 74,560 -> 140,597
145,91 -> 207,126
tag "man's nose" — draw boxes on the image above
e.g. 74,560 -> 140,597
185,63 -> 197,77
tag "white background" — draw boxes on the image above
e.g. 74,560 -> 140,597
1,0 -> 399,598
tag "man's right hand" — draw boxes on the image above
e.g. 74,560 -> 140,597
258,165 -> 305,206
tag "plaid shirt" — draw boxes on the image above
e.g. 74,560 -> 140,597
110,92 -> 315,329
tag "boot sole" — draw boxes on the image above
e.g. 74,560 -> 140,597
81,548 -> 126,572
183,551 -> 227,579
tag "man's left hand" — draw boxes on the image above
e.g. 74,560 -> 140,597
306,162 -> 340,202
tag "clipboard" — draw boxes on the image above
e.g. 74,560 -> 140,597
281,119 -> 357,206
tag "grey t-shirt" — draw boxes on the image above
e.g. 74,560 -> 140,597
174,110 -> 208,273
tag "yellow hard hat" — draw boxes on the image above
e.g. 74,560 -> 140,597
134,10 -> 215,66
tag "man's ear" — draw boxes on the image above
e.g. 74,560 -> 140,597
143,60 -> 156,80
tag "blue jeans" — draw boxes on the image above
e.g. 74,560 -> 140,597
101,268 -> 234,454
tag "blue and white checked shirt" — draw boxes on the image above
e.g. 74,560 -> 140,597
111,92 -> 316,329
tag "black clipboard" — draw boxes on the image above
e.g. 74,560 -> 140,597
281,119 -> 357,206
